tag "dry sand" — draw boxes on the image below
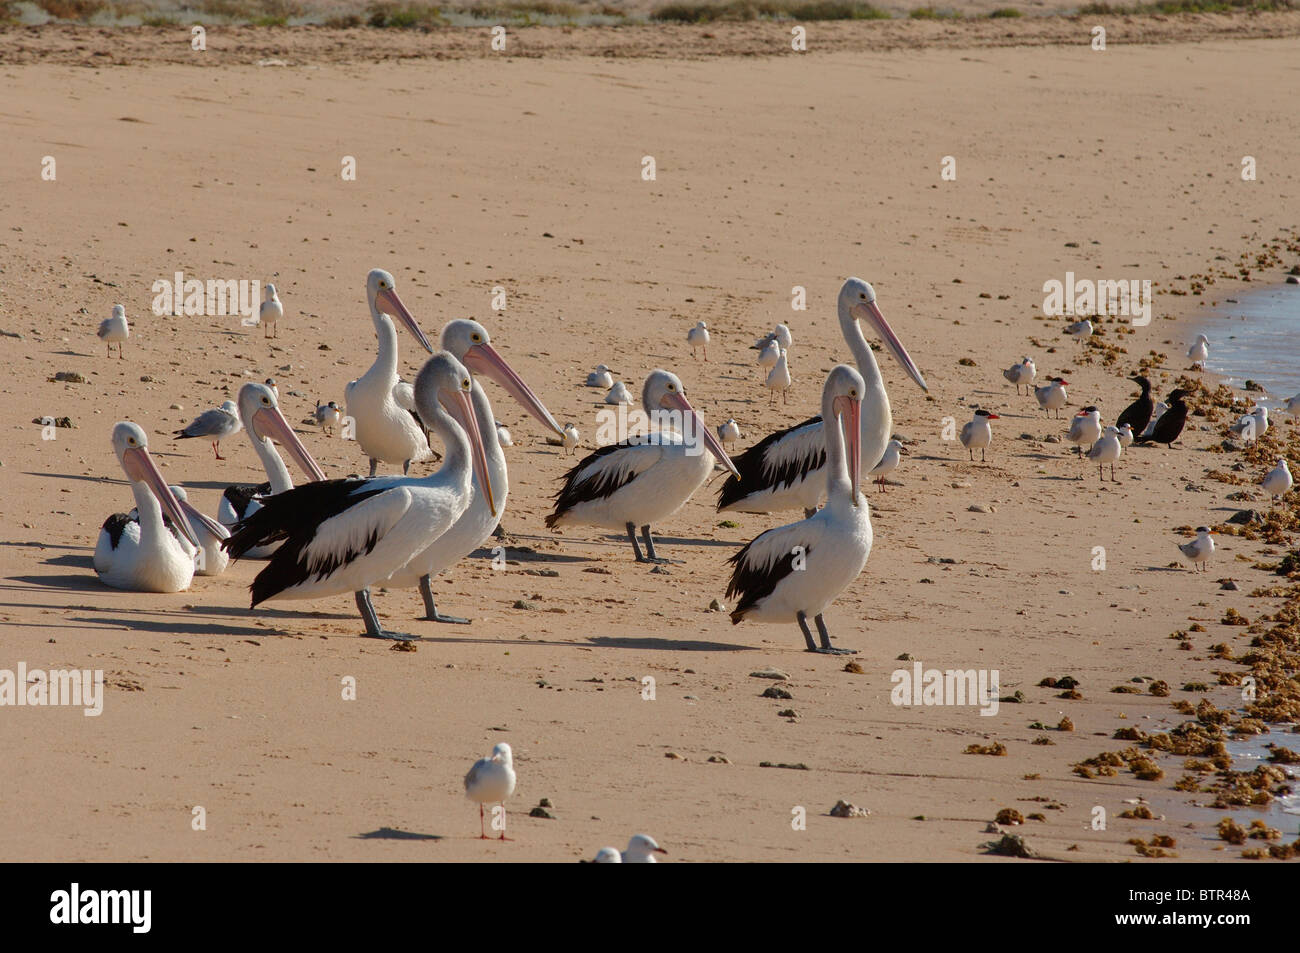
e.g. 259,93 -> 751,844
1,26 -> 1298,861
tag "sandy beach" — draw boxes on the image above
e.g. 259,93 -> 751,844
1,21 -> 1298,862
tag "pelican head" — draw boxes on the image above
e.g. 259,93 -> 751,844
442,318 -> 563,437
417,352 -> 496,517
642,369 -> 740,478
111,422 -> 199,547
237,382 -> 327,482
366,268 -> 433,355
838,277 -> 928,393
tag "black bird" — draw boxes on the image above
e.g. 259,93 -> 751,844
1136,388 -> 1189,448
1116,375 -> 1154,436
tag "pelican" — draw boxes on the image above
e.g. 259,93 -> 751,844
260,283 -> 282,339
547,369 -> 739,563
128,485 -> 231,576
314,400 -> 342,435
766,347 -> 792,404
752,324 -> 792,351
97,304 -> 128,358
381,319 -> 563,624
605,381 -> 633,405
586,364 -> 615,389
174,400 -> 241,460
1187,333 -> 1209,369
717,418 -> 742,450
1065,318 -> 1093,341
224,353 -> 493,640
1117,422 -> 1135,447
687,320 -> 710,361
726,366 -> 869,654
1087,425 -> 1123,481
1178,526 -> 1214,572
1230,406 -> 1268,443
1003,356 -> 1036,395
464,743 -> 517,840
868,438 -> 904,489
717,278 -> 928,518
343,268 -> 436,477
217,381 -> 327,557
1034,377 -> 1069,418
756,338 -> 780,379
94,423 -> 204,592
959,409 -> 998,462
1262,458 -> 1292,506
562,422 -> 580,455
621,834 -> 667,863
1140,400 -> 1169,439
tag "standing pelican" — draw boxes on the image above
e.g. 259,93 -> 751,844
765,348 -> 792,404
344,269 -> 436,477
547,370 -> 739,563
260,283 -> 282,339
97,304 -> 128,358
94,423 -> 203,592
1003,357 -> 1036,395
382,320 -> 563,624
464,743 -> 517,840
224,353 -> 493,640
726,366 -> 869,655
868,438 -> 904,489
1187,333 -> 1209,369
174,400 -> 241,460
687,321 -> 710,361
718,278 -> 928,518
959,409 -> 998,462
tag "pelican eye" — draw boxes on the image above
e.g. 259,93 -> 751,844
262,396 -> 271,405
859,293 -> 866,299
472,333 -> 482,343
849,389 -> 858,398
462,378 -> 471,390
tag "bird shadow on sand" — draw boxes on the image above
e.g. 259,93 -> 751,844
195,604 -> 357,622
67,614 -> 292,637
5,573 -> 107,593
586,635 -> 751,652
355,828 -> 442,842
472,545 -> 592,565
41,554 -> 95,568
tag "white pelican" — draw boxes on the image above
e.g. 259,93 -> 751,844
260,283 -> 282,339
1230,406 -> 1268,443
382,319 -> 563,624
766,347 -> 792,404
314,400 -> 342,435
1187,333 -> 1210,369
756,338 -> 780,379
1065,318 -> 1093,341
959,409 -> 999,462
224,353 -> 493,640
1087,425 -> 1123,481
464,743 -> 517,840
547,369 -> 739,563
1140,400 -> 1169,439
752,324 -> 792,351
173,400 -> 241,460
592,847 -> 622,863
605,381 -> 633,405
622,834 -> 667,863
1262,458 -> 1292,506
1117,422 -> 1135,447
217,381 -> 327,558
586,364 -> 615,389
1178,526 -> 1214,572
94,423 -> 203,592
1034,377 -> 1069,418
128,485 -> 231,576
1003,356 -> 1036,395
97,304 -> 128,358
344,268 -> 436,477
717,278 -> 928,518
726,365 -> 868,654
717,418 -> 742,450
562,422 -> 580,455
868,437 -> 904,489
687,320 -> 710,361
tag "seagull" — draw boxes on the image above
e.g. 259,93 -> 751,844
1284,393 -> 1300,416
959,410 -> 998,463
765,347 -> 791,404
260,283 -> 282,339
562,422 -> 580,455
1230,406 -> 1268,443
97,304 -> 129,359
496,421 -> 513,448
1034,377 -> 1069,418
314,400 -> 342,435
1116,375 -> 1154,437
586,364 -> 615,389
1136,390 -> 1190,448
622,834 -> 667,863
1178,526 -> 1215,572
687,320 -> 710,361
1140,401 -> 1169,440
1067,406 -> 1103,471
1003,356 -> 1036,395
1262,458 -> 1292,507
752,323 -> 792,351
717,418 -> 742,450
174,400 -> 242,460
756,338 -> 780,379
591,847 -> 622,863
605,381 -> 633,405
464,743 -> 516,840
1087,424 -> 1123,481
868,438 -> 904,489
1116,422 -> 1135,447
1187,333 -> 1209,369
1065,318 -> 1093,342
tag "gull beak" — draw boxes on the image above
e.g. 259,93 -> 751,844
375,286 -> 434,355
660,390 -> 741,479
853,299 -> 928,393
123,446 -> 200,547
462,341 -> 564,438
253,406 -> 327,483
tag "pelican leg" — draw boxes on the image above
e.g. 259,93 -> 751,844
403,460 -> 411,476
419,574 -> 470,624
640,525 -> 673,564
625,522 -> 645,562
796,611 -> 819,652
356,588 -> 416,641
368,458 -> 378,478
814,613 -> 857,655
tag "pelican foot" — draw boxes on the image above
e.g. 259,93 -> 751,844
424,612 -> 471,625
360,630 -> 418,641
807,646 -> 858,656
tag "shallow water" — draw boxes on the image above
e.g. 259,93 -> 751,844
1188,284 -> 1300,408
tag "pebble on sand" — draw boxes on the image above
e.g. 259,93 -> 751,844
829,800 -> 870,818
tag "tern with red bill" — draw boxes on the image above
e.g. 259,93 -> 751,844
1034,377 -> 1069,418
725,366 -> 871,654
224,353 -> 494,641
344,268 -> 437,477
95,422 -> 205,592
546,369 -> 740,563
1067,406 -> 1103,466
959,409 -> 999,463
381,319 -> 564,624
718,278 -> 929,518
